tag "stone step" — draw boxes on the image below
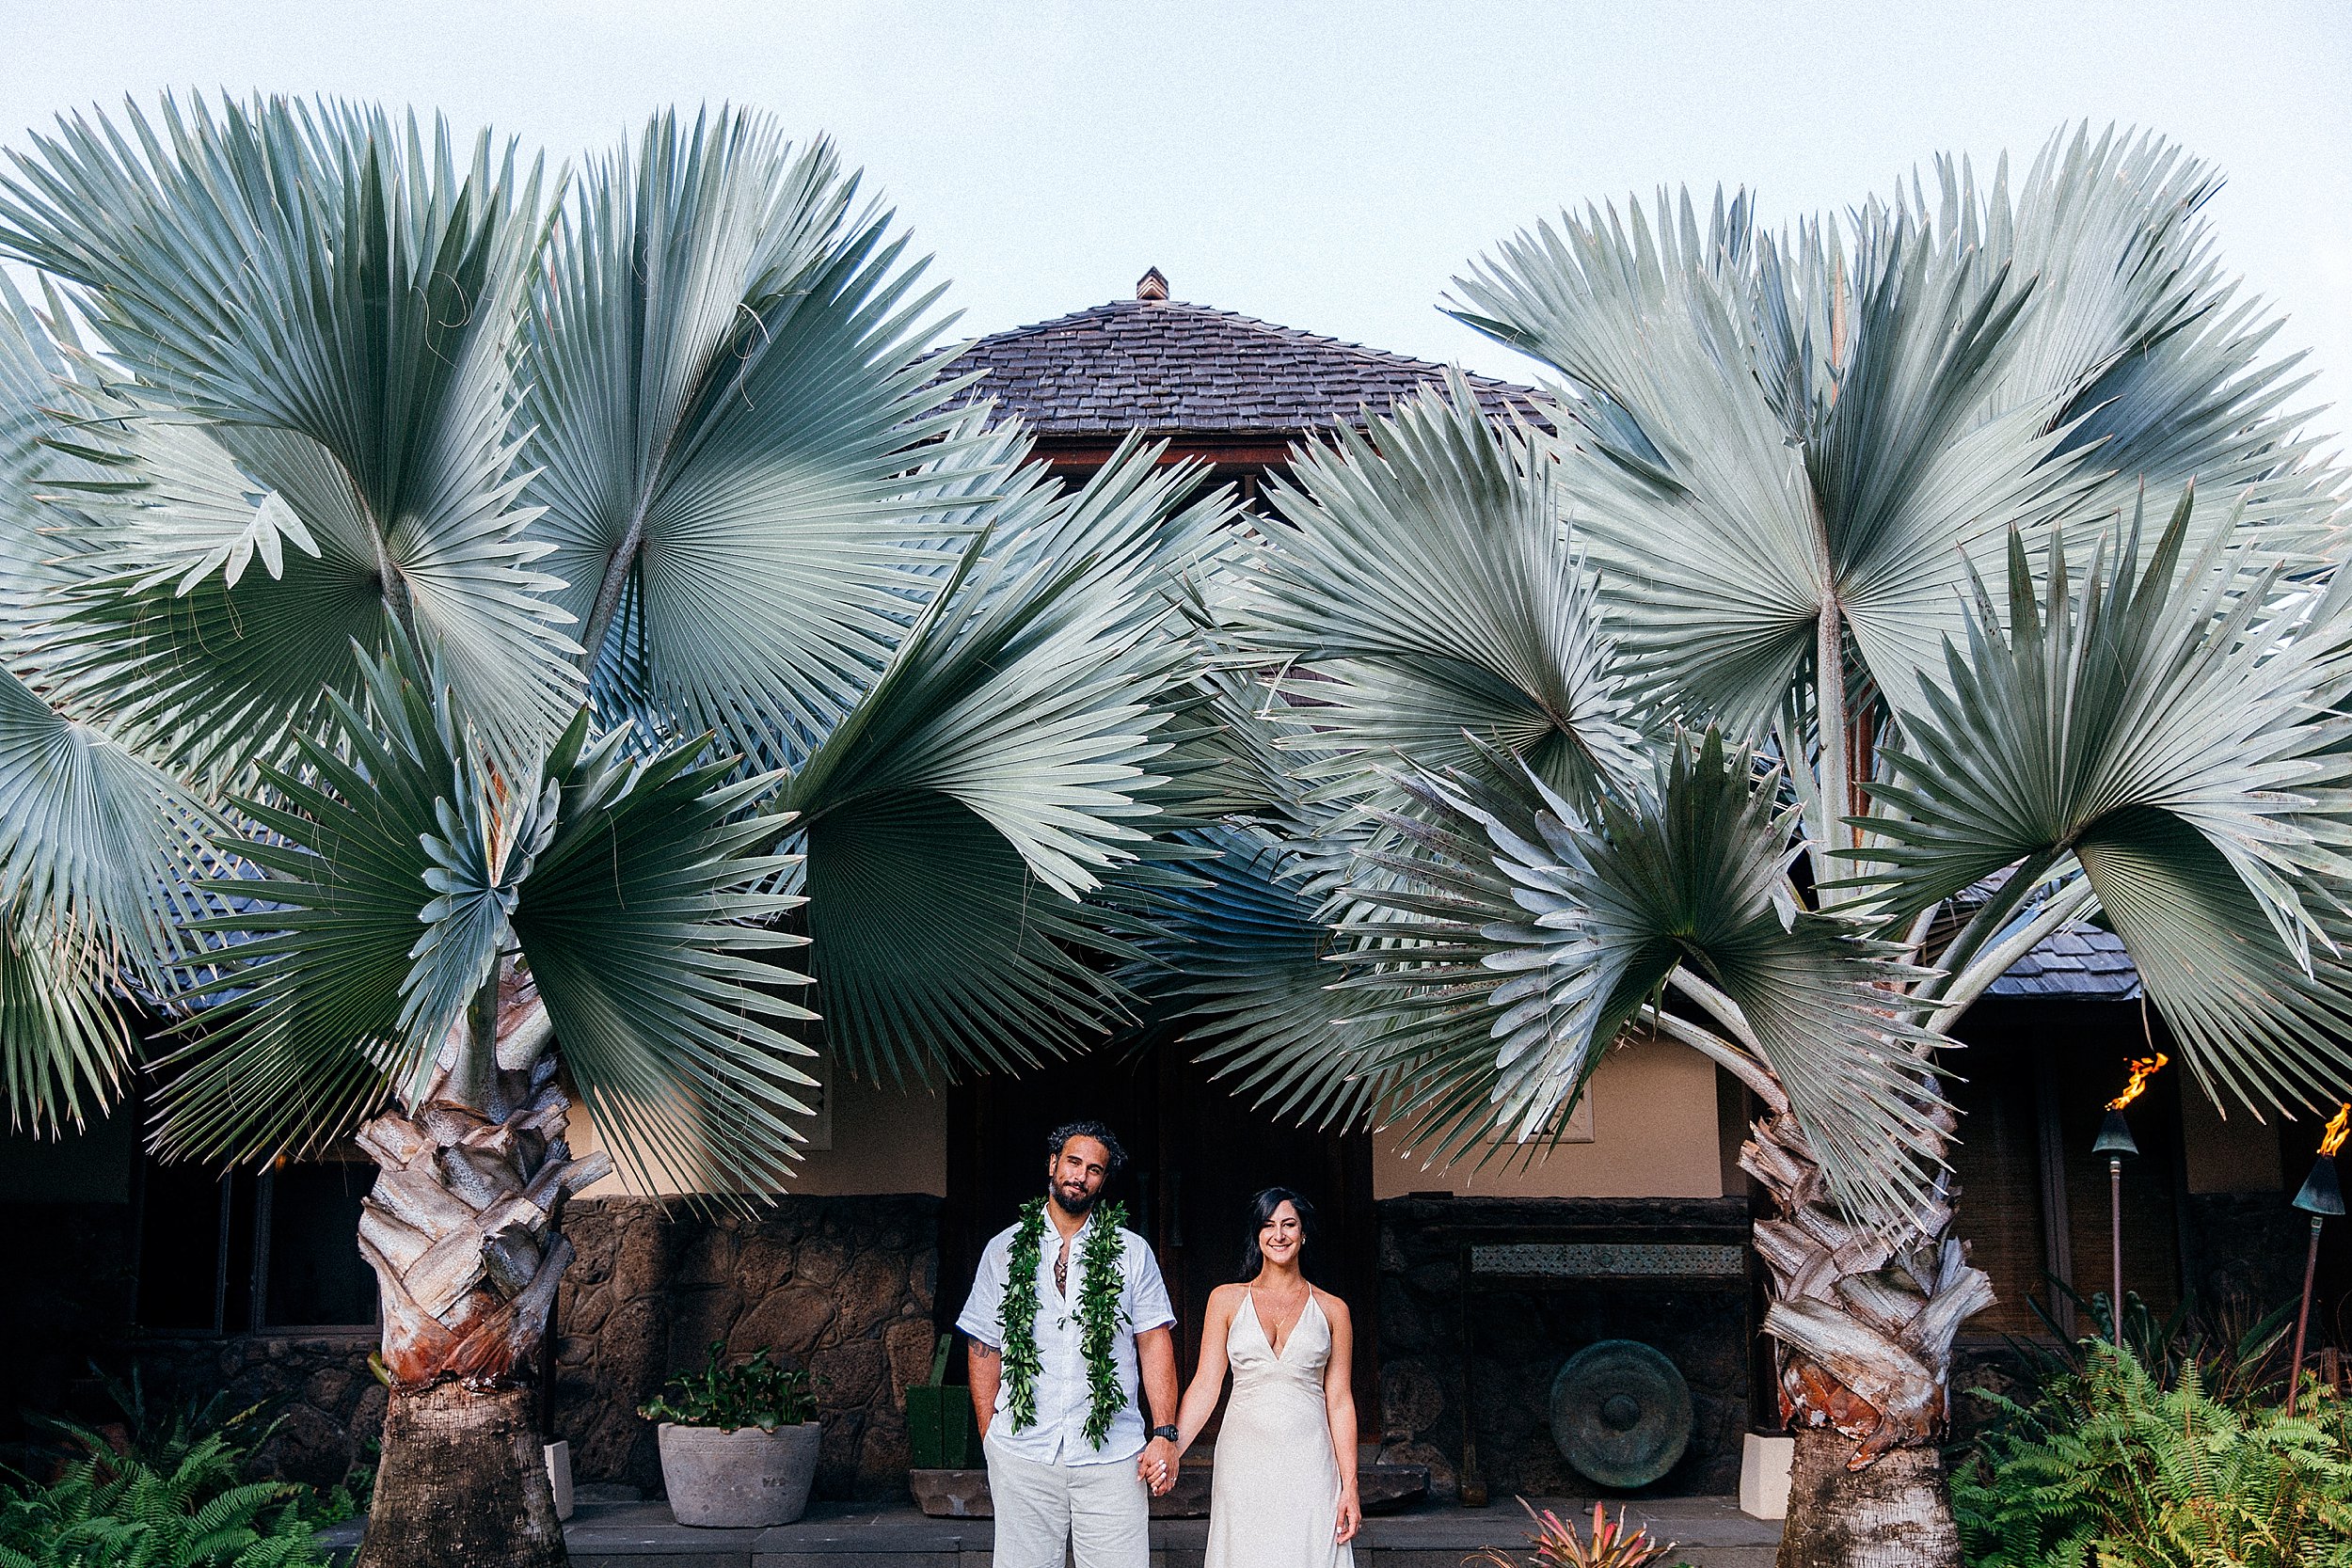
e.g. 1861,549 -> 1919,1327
909,1464 -> 1431,1520
330,1496 -> 1781,1567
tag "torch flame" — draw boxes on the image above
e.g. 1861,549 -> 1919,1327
2106,1053 -> 2169,1112
2320,1103 -> 2351,1159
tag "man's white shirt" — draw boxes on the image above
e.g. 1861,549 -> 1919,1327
957,1207 -> 1175,1465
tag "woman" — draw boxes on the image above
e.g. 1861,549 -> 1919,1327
1172,1188 -> 1360,1567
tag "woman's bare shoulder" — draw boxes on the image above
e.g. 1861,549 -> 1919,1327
1312,1288 -> 1352,1327
1205,1281 -> 1246,1310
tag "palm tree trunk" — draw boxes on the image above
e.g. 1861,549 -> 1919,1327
351,1053 -> 610,1568
365,1383 -> 566,1567
1742,1105 -> 1992,1568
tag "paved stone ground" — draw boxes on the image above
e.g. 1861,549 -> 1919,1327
326,1496 -> 1780,1568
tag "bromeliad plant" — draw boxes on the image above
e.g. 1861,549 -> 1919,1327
0,99 -> 1215,1568
638,1340 -> 820,1433
1175,127 -> 2352,1568
1469,1498 -> 1684,1568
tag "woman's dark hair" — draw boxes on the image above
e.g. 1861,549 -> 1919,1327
1045,1118 -> 1128,1180
1237,1186 -> 1316,1280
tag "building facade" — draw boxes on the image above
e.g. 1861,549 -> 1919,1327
2,273 -> 2330,1505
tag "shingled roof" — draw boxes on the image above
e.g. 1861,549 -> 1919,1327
1986,924 -> 2141,1000
946,272 -> 1544,437
1957,872 -> 2142,1001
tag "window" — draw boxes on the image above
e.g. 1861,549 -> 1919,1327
137,1158 -> 377,1332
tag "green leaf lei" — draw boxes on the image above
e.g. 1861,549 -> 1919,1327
998,1196 -> 1132,1448
1000,1199 -> 1046,1433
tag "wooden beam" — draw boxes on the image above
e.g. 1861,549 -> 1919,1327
2033,1053 -> 2077,1339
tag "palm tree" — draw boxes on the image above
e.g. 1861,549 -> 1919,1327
1183,128 -> 2350,1568
0,100 -> 1214,1568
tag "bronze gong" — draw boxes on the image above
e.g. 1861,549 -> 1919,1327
1548,1339 -> 1692,1489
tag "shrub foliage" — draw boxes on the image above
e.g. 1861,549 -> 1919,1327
0,1429 -> 329,1568
1953,1341 -> 2352,1567
637,1339 -> 820,1433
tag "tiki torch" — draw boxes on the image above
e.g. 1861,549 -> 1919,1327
2287,1104 -> 2349,1417
2094,1054 -> 2166,1346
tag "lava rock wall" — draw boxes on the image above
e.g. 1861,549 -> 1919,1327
551,1194 -> 943,1500
123,1194 -> 943,1503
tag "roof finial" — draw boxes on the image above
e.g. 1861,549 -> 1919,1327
1136,266 -> 1169,302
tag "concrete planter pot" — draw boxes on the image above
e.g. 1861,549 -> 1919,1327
657,1420 -> 822,1528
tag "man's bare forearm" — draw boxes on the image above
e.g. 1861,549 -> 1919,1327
967,1339 -> 1001,1436
1136,1326 -> 1179,1427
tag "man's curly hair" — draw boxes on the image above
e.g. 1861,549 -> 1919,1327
1046,1118 -> 1128,1180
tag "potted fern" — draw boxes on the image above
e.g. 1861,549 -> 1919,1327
640,1340 -> 823,1528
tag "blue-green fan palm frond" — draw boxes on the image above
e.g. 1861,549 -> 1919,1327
1918,126 -> 2335,529
1445,123 -> 2343,743
1239,375 -> 1654,816
1450,182 -> 2088,730
0,270 -> 111,630
0,254 -> 225,1137
510,732 -> 811,1200
1343,733 -> 1956,1232
1129,819 -> 1392,1132
523,106 -> 1008,771
1185,379 -> 1662,1140
0,94 -> 580,782
0,657 -> 216,1135
1861,491 -> 2352,1115
156,648 -> 811,1181
778,438 -> 1227,1087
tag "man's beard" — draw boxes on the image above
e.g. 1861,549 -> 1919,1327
1050,1180 -> 1098,1217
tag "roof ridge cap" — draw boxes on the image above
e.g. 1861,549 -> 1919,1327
955,297 -> 1147,348
962,295 -> 1536,396
1145,298 -> 1534,392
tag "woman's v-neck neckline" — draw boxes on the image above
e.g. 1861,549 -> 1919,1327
1248,1285 -> 1314,1360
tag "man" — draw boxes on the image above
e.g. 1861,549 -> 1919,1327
958,1121 -> 1181,1568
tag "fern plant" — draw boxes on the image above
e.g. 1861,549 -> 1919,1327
0,1430 -> 330,1568
1953,1341 -> 2352,1566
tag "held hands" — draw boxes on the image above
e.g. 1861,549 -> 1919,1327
1138,1436 -> 1179,1497
1334,1484 -> 1360,1545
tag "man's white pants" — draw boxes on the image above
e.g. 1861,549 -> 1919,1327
983,1431 -> 1150,1568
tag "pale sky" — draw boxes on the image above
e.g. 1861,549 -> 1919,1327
0,0 -> 2345,440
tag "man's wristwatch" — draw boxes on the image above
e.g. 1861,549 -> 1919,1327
1151,1425 -> 1179,1443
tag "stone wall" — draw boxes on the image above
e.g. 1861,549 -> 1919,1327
135,1332 -> 385,1490
118,1194 -> 942,1503
1372,1196 -> 1752,1498
551,1194 -> 942,1501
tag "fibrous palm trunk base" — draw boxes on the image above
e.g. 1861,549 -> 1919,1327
357,1383 -> 566,1568
1742,1107 -> 1992,1568
1776,1435 -> 1958,1568
351,1054 -> 610,1568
